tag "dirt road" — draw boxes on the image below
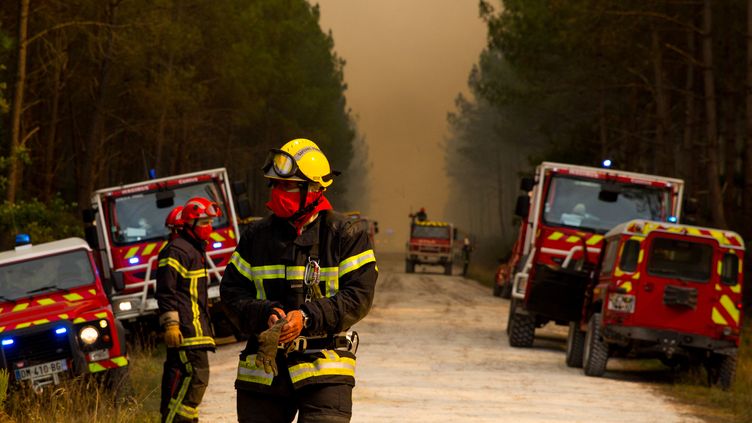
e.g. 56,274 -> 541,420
201,254 -> 702,422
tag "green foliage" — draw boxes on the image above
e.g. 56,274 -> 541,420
0,197 -> 82,250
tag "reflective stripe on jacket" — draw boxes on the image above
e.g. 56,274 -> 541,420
220,211 -> 377,391
156,232 -> 215,349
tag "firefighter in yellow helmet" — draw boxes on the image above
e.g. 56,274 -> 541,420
221,138 -> 378,422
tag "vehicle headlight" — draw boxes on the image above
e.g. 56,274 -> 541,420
117,299 -> 139,312
79,326 -> 99,345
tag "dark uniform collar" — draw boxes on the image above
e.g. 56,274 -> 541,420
178,228 -> 206,252
293,213 -> 323,247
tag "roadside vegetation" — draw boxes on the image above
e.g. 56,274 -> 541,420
2,340 -> 163,423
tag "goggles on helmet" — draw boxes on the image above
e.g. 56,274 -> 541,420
263,149 -> 307,181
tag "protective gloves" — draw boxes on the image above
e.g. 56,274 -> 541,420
279,310 -> 304,344
256,318 -> 286,375
164,323 -> 183,348
267,307 -> 286,328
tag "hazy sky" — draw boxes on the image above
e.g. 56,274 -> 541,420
315,0 -> 487,251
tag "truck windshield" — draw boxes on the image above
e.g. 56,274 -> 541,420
543,175 -> 671,233
109,181 -> 229,245
646,237 -> 713,282
411,226 -> 450,239
0,250 -> 95,301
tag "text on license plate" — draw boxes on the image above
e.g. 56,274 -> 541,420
14,359 -> 68,381
608,293 -> 636,313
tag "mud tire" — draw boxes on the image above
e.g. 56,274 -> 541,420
508,302 -> 535,348
444,262 -> 452,276
708,354 -> 737,390
566,321 -> 585,368
405,260 -> 415,273
583,313 -> 608,377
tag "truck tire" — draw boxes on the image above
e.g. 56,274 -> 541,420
500,281 -> 513,299
444,262 -> 452,276
508,302 -> 535,348
565,321 -> 585,368
583,313 -> 608,377
708,354 -> 737,390
405,259 -> 415,273
492,283 -> 502,297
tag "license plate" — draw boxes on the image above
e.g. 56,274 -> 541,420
208,285 -> 220,298
608,293 -> 636,313
14,359 -> 68,381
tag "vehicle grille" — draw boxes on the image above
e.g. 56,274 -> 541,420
2,324 -> 75,371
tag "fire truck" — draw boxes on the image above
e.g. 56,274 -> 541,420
0,235 -> 128,391
569,220 -> 744,389
506,162 -> 684,348
405,220 -> 456,275
82,168 -> 251,336
343,211 -> 379,247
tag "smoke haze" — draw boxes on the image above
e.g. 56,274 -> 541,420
315,0 -> 487,251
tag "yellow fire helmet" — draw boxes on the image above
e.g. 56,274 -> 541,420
263,138 -> 339,188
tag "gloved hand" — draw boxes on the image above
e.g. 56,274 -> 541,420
267,307 -> 286,328
164,323 -> 183,348
256,318 -> 286,375
279,310 -> 304,344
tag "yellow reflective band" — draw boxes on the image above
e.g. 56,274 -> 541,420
288,352 -> 356,384
715,283 -> 722,291
565,236 -> 580,243
621,282 -> 633,293
0,327 -> 5,333
320,267 -> 339,297
58,314 -> 69,320
720,295 -> 740,325
88,363 -> 107,373
237,355 -> 274,385
638,249 -> 644,264
16,322 -> 31,329
142,243 -> 157,256
209,232 -> 225,242
587,235 -> 603,245
614,268 -> 624,277
12,303 -> 29,312
286,266 -> 305,280
229,229 -> 235,239
230,252 -> 253,281
731,284 -> 741,293
190,276 -> 202,338
339,250 -> 376,277
64,293 -> 84,302
181,336 -> 215,347
74,318 -> 86,323
548,232 -> 564,241
95,312 -> 108,319
632,272 -> 640,280
166,353 -> 194,423
158,241 -> 167,252
174,403 -> 199,419
159,257 -> 207,278
255,279 -> 266,300
717,261 -> 722,276
712,307 -> 729,325
124,246 -> 139,259
32,319 -> 50,326
251,265 -> 286,278
37,298 -> 55,306
111,356 -> 129,367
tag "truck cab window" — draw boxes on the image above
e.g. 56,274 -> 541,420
618,240 -> 640,273
720,253 -> 740,285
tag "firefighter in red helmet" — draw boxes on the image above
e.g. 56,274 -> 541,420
156,197 -> 221,422
221,138 -> 378,422
165,206 -> 184,241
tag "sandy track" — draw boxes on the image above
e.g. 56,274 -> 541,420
201,254 -> 702,422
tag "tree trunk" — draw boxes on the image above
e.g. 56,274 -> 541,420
682,27 -> 697,191
745,0 -> 752,238
7,0 -> 30,203
702,0 -> 727,228
42,38 -> 65,202
651,27 -> 671,176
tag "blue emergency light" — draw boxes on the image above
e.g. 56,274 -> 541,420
668,216 -> 678,223
15,233 -> 31,246
1,338 -> 14,347
213,242 -> 222,249
602,159 -> 613,168
128,257 -> 140,265
55,327 -> 67,335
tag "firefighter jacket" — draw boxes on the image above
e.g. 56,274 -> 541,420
156,230 -> 215,349
220,210 -> 377,393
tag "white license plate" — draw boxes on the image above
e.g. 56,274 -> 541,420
14,359 -> 68,381
208,285 -> 220,298
608,293 -> 636,313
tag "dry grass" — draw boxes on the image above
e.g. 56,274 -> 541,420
660,318 -> 752,423
3,340 -> 163,423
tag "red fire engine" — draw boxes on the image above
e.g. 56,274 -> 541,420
569,220 -> 744,389
405,220 -> 456,275
83,168 -> 251,336
506,162 -> 684,347
0,236 -> 128,391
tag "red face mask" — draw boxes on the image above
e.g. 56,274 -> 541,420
266,187 -> 319,218
192,224 -> 213,241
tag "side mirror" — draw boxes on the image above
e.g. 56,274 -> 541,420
156,190 -> 175,208
82,208 -> 97,224
514,195 -> 530,218
84,226 -> 99,249
232,180 -> 248,196
235,195 -> 253,220
112,271 -> 125,292
520,176 -> 535,192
